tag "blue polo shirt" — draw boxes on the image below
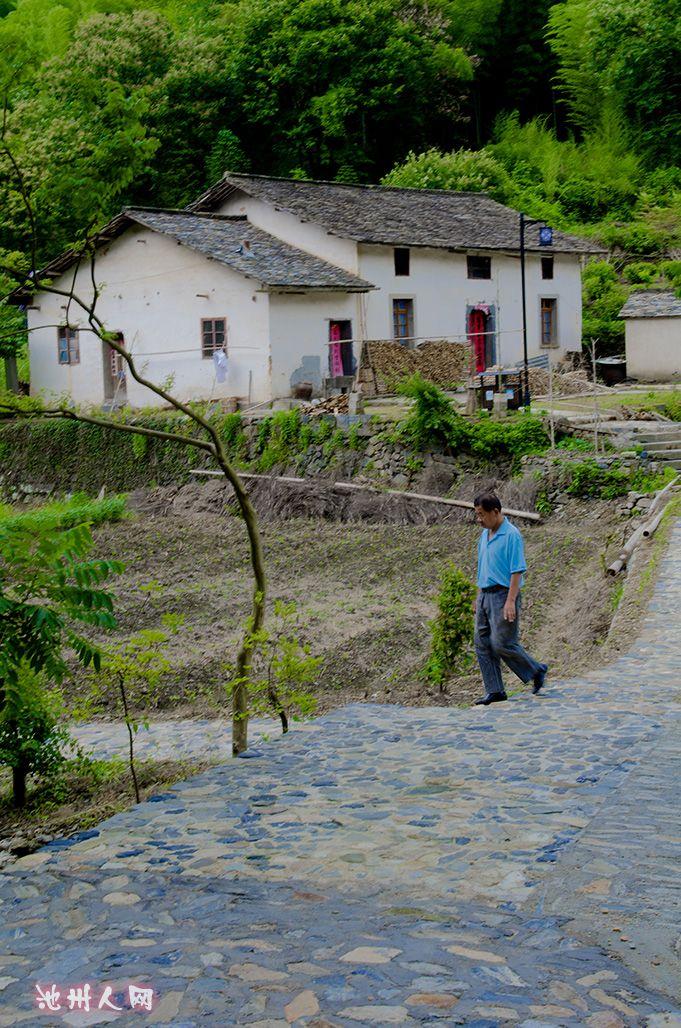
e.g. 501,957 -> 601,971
477,518 -> 527,589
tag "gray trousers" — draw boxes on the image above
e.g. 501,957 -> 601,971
474,589 -> 544,697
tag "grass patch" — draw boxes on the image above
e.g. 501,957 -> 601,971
0,492 -> 127,533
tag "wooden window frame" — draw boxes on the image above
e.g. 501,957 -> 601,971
57,326 -> 80,365
541,256 -> 554,280
394,247 -> 410,277
540,297 -> 558,347
201,317 -> 227,359
467,255 -> 492,280
392,297 -> 415,344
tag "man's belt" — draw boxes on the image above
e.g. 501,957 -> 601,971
481,584 -> 508,593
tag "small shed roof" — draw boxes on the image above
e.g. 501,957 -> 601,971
619,291 -> 681,319
191,173 -> 605,256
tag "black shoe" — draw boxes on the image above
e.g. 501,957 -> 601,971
474,692 -> 507,706
532,665 -> 548,694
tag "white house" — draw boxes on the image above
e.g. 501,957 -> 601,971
18,174 -> 602,408
619,291 -> 681,381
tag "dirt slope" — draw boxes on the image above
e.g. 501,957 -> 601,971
75,484 -> 624,718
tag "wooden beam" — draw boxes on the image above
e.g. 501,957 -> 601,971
189,469 -> 542,522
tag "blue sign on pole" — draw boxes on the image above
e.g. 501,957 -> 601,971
539,225 -> 553,246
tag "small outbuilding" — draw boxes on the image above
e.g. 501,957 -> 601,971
619,290 -> 681,381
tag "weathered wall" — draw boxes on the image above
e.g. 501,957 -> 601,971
625,319 -> 681,380
27,228 -> 272,407
268,292 -> 359,398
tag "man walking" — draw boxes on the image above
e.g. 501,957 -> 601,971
473,493 -> 547,705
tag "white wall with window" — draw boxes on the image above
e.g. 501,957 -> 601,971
27,229 -> 272,407
357,245 -> 582,366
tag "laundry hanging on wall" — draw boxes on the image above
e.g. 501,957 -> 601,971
213,349 -> 229,383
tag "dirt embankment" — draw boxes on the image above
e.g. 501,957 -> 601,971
76,480 -> 626,718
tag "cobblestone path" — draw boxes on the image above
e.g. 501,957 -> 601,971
1,527 -> 680,1027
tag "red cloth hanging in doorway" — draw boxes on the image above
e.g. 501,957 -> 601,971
329,322 -> 344,376
468,308 -> 487,372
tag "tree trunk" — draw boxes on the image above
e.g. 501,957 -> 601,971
4,356 -> 19,395
12,763 -> 27,808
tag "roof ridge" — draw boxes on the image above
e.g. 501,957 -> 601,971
222,171 -> 493,201
126,206 -> 248,222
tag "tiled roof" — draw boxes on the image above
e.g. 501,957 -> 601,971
9,208 -> 373,303
619,290 -> 681,319
191,173 -> 604,255
124,209 -> 372,291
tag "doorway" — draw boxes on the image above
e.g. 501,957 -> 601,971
328,320 -> 354,376
467,307 -> 495,372
103,333 -> 127,404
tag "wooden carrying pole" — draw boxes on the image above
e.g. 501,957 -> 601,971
189,469 -> 542,522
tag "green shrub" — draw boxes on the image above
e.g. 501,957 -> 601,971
256,409 -> 304,470
555,435 -> 595,452
347,423 -> 363,450
382,147 -> 512,203
566,459 -> 629,499
623,261 -> 660,285
658,392 -> 681,422
424,565 -> 476,689
315,418 -> 334,443
468,412 -> 549,462
131,433 -> 148,461
630,465 -> 676,494
397,373 -> 470,451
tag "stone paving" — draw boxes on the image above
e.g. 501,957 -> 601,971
1,528 -> 681,1026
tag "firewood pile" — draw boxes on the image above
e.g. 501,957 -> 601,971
300,393 -> 350,416
527,366 -> 595,396
357,340 -> 471,395
355,340 -> 601,398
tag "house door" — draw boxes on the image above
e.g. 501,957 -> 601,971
103,333 -> 127,403
328,320 -> 354,376
468,308 -> 494,372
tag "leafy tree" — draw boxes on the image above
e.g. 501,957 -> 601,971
0,663 -> 70,809
227,600 -> 319,732
205,129 -> 251,185
223,0 -> 474,180
81,615 -> 183,803
0,514 -> 123,804
468,0 -> 561,141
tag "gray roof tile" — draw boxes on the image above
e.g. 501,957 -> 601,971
125,208 -> 373,291
192,173 -> 604,255
619,290 -> 681,319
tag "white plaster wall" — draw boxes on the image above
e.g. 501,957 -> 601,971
359,246 -> 583,365
268,292 -> 359,398
217,192 -> 359,274
625,319 -> 681,380
28,229 -> 272,407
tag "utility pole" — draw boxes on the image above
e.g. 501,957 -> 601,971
520,212 -> 529,407
519,214 -> 553,409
